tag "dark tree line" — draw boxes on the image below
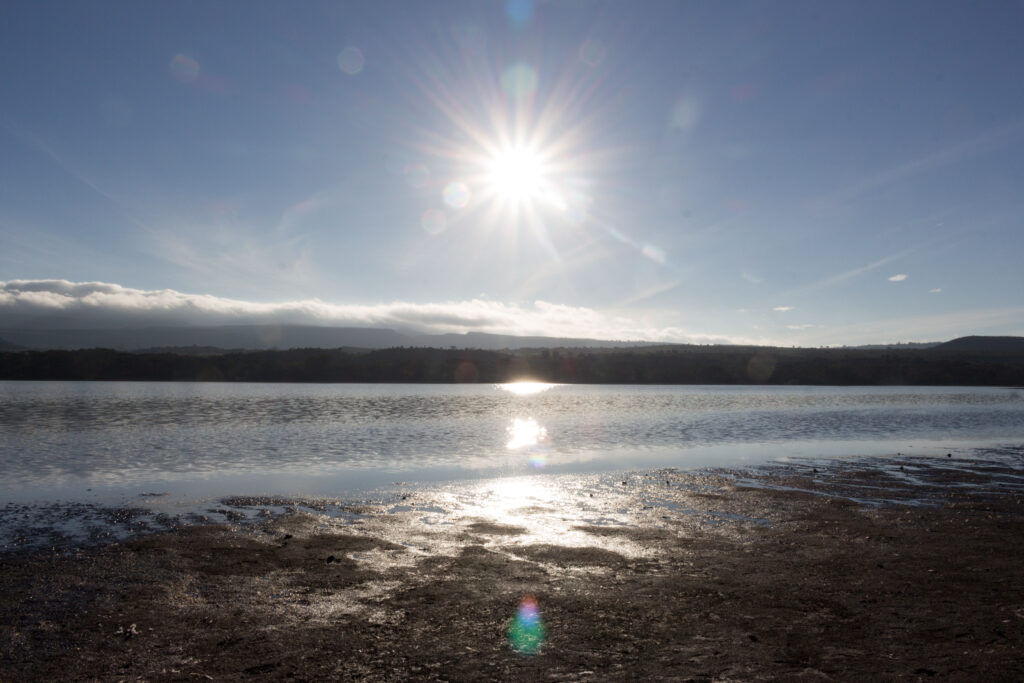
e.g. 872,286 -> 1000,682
1,345 -> 1023,385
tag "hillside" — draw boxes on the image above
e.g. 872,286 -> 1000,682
934,336 -> 1024,353
0,337 -> 26,352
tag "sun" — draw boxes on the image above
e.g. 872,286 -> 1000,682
405,54 -> 604,235
485,144 -> 550,205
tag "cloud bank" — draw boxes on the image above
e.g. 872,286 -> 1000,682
0,279 -> 720,343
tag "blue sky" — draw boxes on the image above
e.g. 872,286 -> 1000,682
1,0 -> 1022,345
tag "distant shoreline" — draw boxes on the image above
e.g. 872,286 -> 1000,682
3,344 -> 1024,385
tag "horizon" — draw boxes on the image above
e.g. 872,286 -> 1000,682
3,2 -> 1024,346
6,317 -> 1020,352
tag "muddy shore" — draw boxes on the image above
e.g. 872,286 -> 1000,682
2,453 -> 1024,681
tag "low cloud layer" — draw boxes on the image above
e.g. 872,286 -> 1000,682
0,279 -> 719,343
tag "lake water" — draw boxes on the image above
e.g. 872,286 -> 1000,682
2,381 -> 1023,510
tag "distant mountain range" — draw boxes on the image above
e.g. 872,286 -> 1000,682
0,326 -> 1020,354
847,342 -> 941,350
4,337 -> 1024,386
0,325 -> 660,352
0,337 -> 27,352
933,335 -> 1024,353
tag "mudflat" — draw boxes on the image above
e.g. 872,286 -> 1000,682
2,455 -> 1023,681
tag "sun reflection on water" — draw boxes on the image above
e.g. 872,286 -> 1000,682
506,417 -> 549,468
483,476 -> 556,513
506,417 -> 545,448
462,474 -> 644,561
497,381 -> 558,395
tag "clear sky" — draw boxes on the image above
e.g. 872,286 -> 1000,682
2,0 -> 1023,345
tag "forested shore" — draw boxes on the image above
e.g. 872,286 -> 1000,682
2,345 -> 1024,385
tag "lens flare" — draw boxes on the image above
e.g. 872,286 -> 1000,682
404,163 -> 430,189
505,0 -> 535,29
337,46 -> 365,75
507,595 -> 546,655
283,83 -> 312,103
421,208 -> 447,235
670,96 -> 701,132
169,54 -> 200,83
443,181 -> 471,209
579,39 -> 606,67
641,243 -> 666,264
501,63 -> 538,100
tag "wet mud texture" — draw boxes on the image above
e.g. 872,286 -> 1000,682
3,464 -> 1024,681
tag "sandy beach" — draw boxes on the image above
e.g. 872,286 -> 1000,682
2,451 -> 1024,681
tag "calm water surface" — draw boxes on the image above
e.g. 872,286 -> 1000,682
2,381 -> 1023,506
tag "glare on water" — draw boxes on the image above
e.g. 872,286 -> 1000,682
2,381 -> 1023,508
497,381 -> 559,395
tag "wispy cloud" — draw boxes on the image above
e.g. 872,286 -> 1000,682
613,279 -> 682,307
785,250 -> 912,297
144,221 -> 321,298
888,273 -> 908,282
811,119 -> 1024,210
0,279 -> 722,343
773,306 -> 794,312
740,271 -> 763,284
0,120 -> 149,231
929,288 -> 942,293
787,324 -> 815,330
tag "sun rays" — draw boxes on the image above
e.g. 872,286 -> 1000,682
393,32 -> 602,248
379,19 -> 676,305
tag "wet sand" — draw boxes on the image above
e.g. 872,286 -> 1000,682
2,452 -> 1024,681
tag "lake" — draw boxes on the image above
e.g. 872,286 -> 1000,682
2,381 -> 1023,510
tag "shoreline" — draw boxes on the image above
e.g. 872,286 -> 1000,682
3,444 -> 1023,554
4,345 -> 1024,386
3,452 -> 1024,680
